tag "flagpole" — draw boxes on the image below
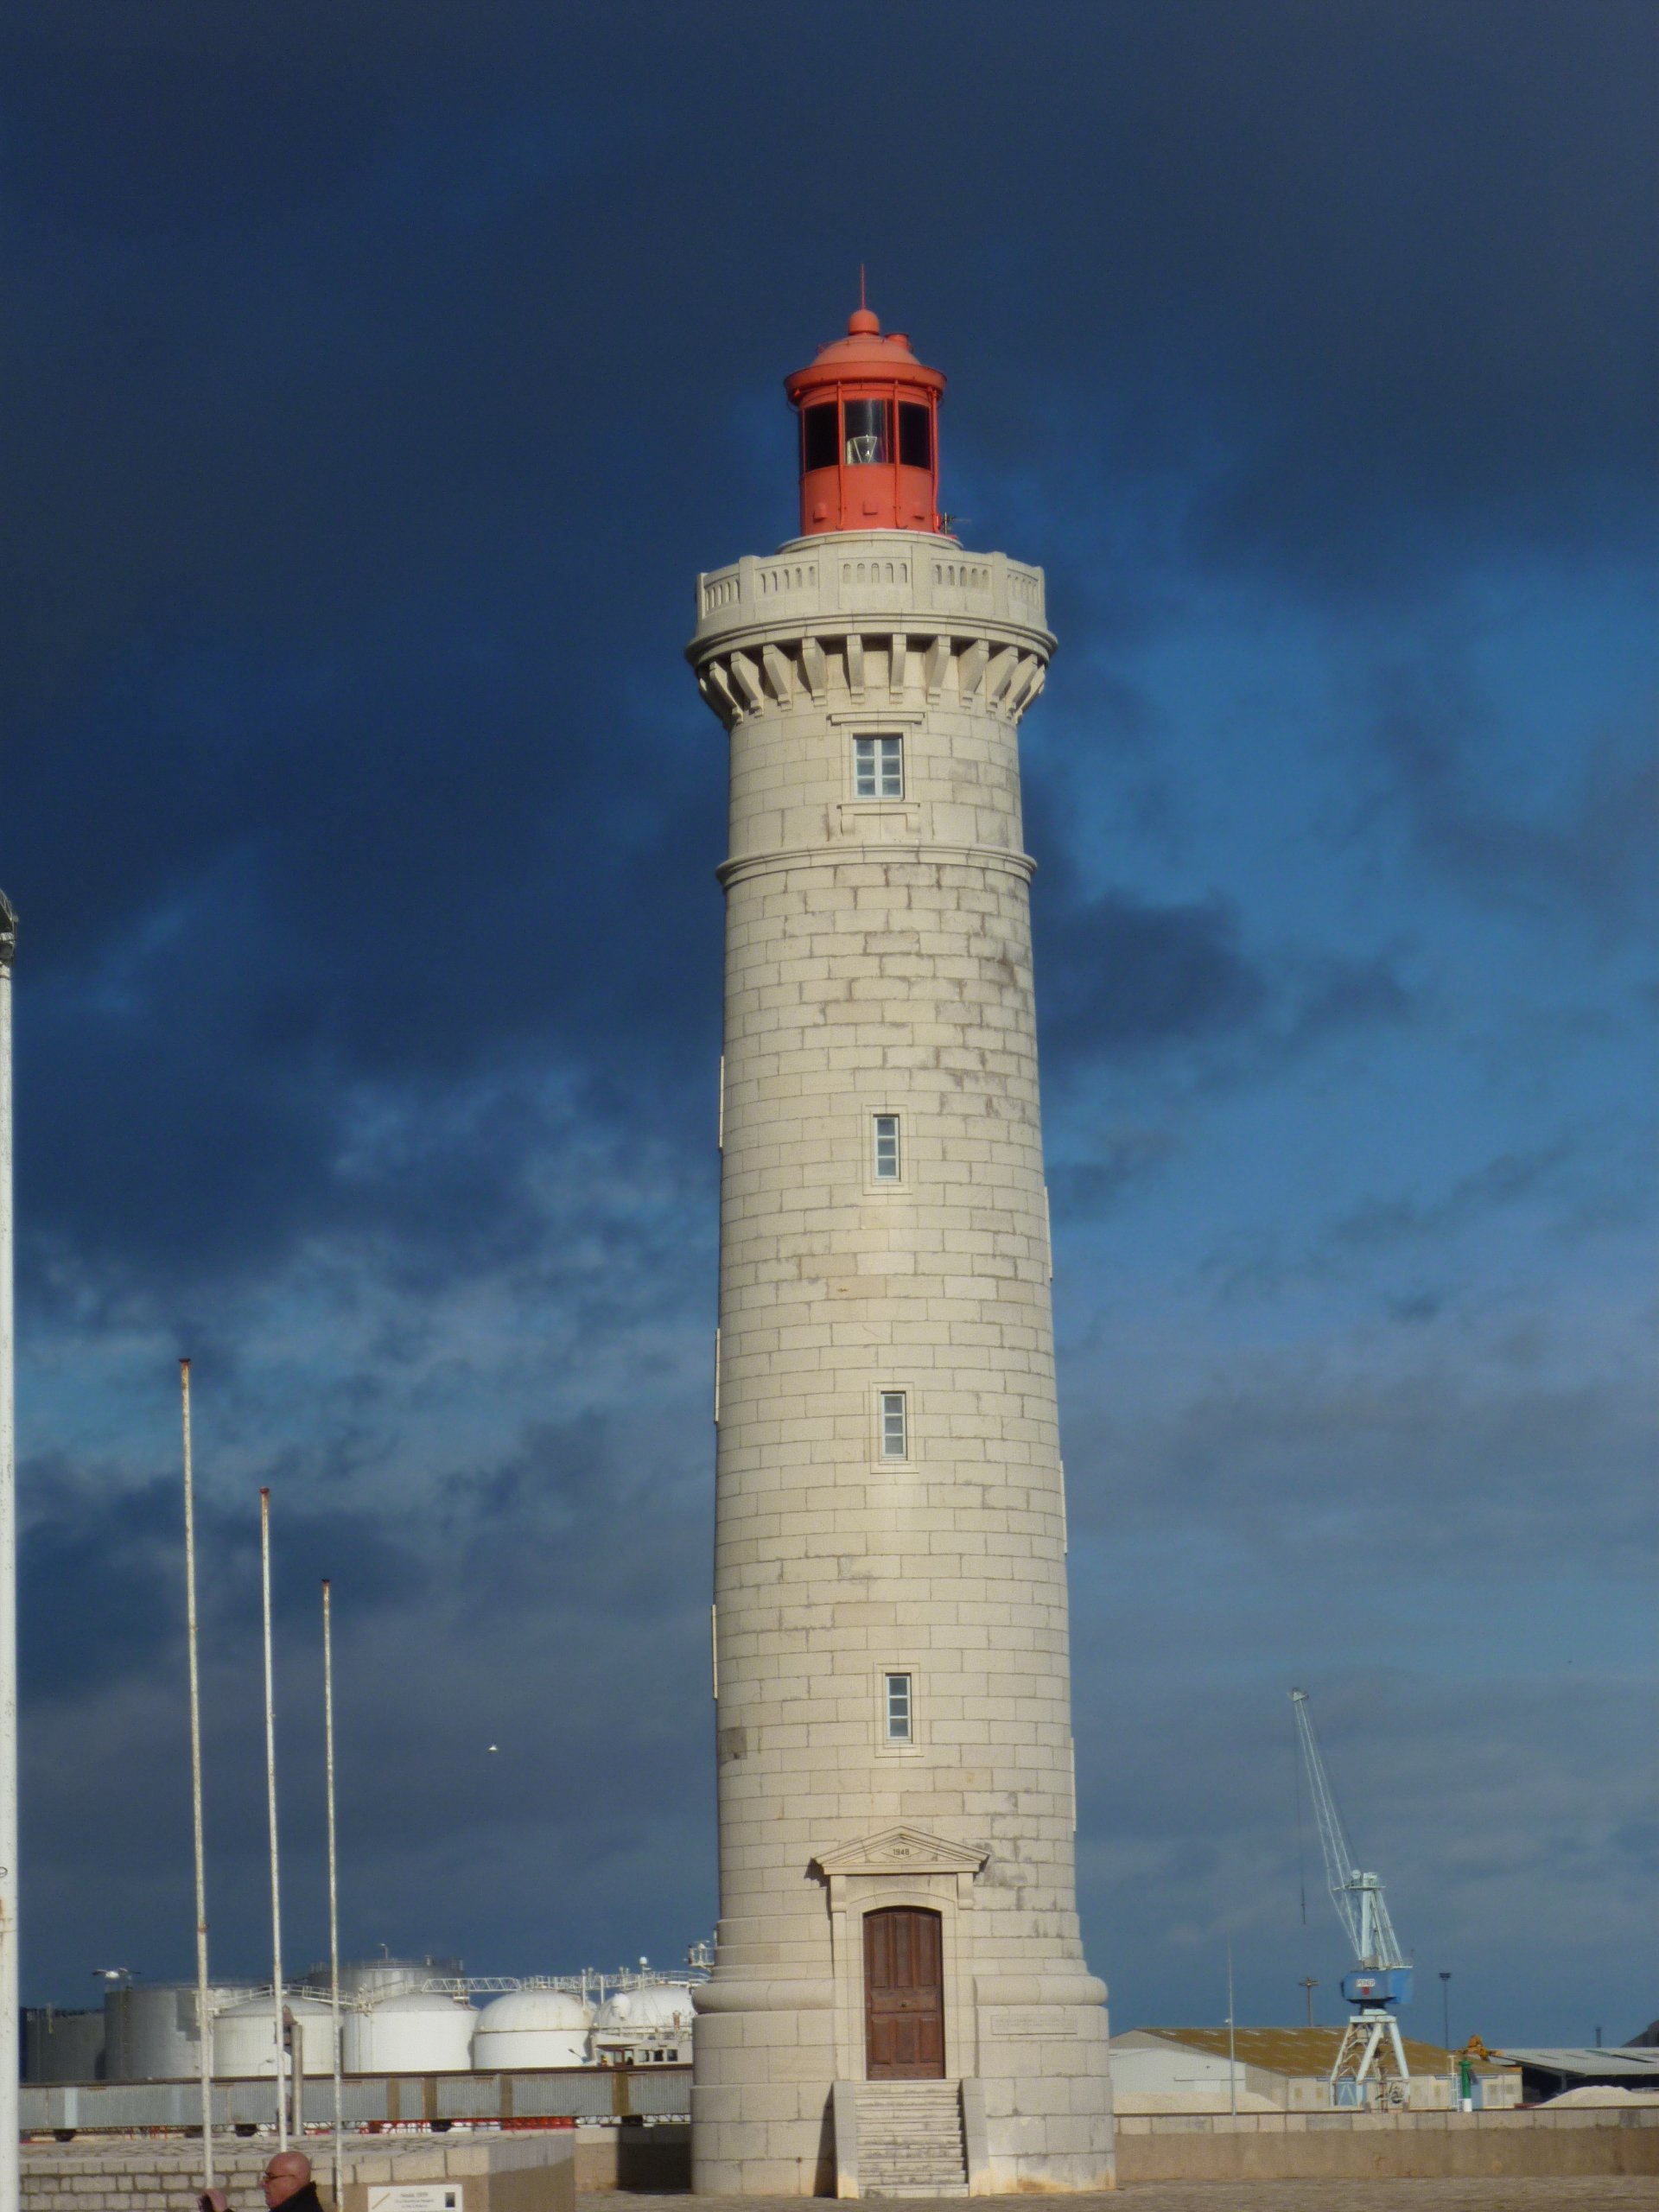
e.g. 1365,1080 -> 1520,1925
259,1487 -> 287,2148
0,894 -> 20,2212
181,1361 -> 214,2191
1226,1929 -> 1238,2119
322,1580 -> 343,2206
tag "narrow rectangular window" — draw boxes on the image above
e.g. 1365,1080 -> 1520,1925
884,1672 -> 912,1744
802,403 -> 838,474
880,1389 -> 908,1460
853,734 -> 904,798
898,402 -> 932,471
873,1113 -> 901,1181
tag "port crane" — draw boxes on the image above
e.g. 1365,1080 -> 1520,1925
1291,1688 -> 1413,2102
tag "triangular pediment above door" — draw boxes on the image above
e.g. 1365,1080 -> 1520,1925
811,1825 -> 988,1878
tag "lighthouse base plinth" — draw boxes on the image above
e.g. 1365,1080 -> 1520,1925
691,1969 -> 1114,2196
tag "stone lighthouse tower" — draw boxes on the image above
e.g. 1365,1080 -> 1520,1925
688,305 -> 1113,2197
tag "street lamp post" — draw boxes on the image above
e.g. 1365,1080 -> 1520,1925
1440,1971 -> 1452,2056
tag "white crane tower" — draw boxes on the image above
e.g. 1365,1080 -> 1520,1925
1291,1688 -> 1414,2103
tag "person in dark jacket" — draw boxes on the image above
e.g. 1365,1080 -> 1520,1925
261,2151 -> 326,2212
204,2148 -> 327,2212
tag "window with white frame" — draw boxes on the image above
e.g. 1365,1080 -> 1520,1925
880,1389 -> 908,1460
854,734 -> 904,799
873,1113 -> 901,1182
884,1671 -> 913,1744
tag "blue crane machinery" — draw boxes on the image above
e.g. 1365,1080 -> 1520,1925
1291,1688 -> 1414,2104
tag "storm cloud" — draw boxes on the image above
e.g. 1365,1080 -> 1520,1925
5,0 -> 1653,2046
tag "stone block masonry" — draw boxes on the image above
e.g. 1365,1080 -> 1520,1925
22,2133 -> 575,2212
688,533 -> 1112,2195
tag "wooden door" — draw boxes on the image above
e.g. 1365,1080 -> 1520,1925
863,1907 -> 945,2079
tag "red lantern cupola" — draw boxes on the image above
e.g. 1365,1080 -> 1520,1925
785,302 -> 945,537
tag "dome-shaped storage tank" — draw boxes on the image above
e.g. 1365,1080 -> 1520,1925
471,1990 -> 592,2071
590,1982 -> 695,2065
213,1995 -> 337,2079
594,1983 -> 695,2031
342,1991 -> 477,2074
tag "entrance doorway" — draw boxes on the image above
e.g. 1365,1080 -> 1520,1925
863,1906 -> 945,2078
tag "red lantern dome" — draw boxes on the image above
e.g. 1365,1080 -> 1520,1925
785,302 -> 945,537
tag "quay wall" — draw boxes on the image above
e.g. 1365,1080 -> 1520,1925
22,2098 -> 1656,2194
22,2133 -> 575,2212
1113,2104 -> 1659,2183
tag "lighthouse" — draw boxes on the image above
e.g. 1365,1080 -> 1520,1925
689,305 -> 1114,2196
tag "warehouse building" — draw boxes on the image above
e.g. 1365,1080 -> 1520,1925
1109,2026 -> 1522,2113
1494,2044 -> 1659,2103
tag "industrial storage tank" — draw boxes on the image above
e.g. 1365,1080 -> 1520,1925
306,1956 -> 461,2004
342,1991 -> 477,2074
213,1994 -> 337,2078
594,1983 -> 695,2030
105,1981 -> 258,2082
590,1983 -> 695,2065
471,1990 -> 592,2071
23,2007 -> 105,2084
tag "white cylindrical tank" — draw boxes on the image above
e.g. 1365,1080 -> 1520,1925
105,1984 -> 200,2082
594,1984 -> 695,2031
105,1982 -> 259,2082
307,1957 -> 462,2004
213,1995 -> 337,2079
342,1991 -> 477,2074
471,1990 -> 593,2071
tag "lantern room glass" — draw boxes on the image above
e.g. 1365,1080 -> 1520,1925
802,404 -> 838,474
843,397 -> 891,466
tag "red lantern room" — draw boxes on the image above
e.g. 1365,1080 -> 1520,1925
785,302 -> 945,537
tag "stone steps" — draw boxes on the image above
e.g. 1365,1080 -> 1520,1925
855,2082 -> 967,2197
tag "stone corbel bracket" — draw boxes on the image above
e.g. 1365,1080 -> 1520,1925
688,535 -> 1053,734
695,628 -> 1048,732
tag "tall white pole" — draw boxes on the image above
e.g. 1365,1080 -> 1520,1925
321,1580 -> 342,2207
181,1361 -> 215,2192
1226,1929 -> 1237,2119
0,895 -> 20,2212
259,1487 -> 287,2149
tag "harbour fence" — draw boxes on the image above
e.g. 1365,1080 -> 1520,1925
22,2065 -> 690,2136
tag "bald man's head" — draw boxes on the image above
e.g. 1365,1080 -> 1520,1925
261,2152 -> 311,2207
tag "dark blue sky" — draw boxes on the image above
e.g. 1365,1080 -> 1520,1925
7,1 -> 1654,2047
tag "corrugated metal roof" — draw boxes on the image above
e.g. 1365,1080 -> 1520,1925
1127,2026 -> 1509,2075
1497,2048 -> 1659,2080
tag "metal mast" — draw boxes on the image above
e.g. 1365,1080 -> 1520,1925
1290,1689 -> 1413,2101
322,1580 -> 343,2210
181,1361 -> 215,2191
259,1488 -> 288,2146
0,893 -> 19,2212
